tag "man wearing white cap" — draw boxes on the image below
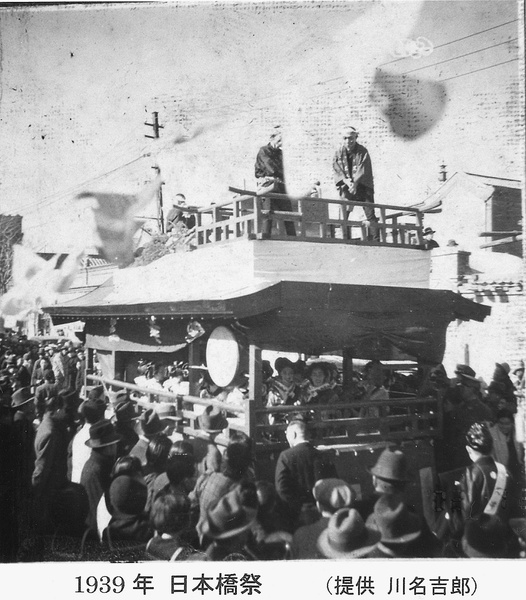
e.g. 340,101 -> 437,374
333,126 -> 379,240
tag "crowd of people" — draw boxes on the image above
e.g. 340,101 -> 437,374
0,331 -> 524,561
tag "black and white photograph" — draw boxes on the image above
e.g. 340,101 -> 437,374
0,0 -> 524,586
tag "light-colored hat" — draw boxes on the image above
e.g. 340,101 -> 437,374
313,479 -> 355,512
317,508 -> 380,558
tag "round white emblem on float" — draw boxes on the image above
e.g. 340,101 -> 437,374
206,326 -> 241,387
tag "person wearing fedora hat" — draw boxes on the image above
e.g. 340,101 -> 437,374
188,405 -> 228,477
70,394 -> 108,483
490,362 -> 517,411
368,447 -> 411,494
422,226 -> 439,250
80,419 -> 122,532
317,507 -> 380,559
193,440 -> 254,542
292,478 -> 356,559
128,408 -> 167,470
113,399 -> 140,457
200,485 -> 259,560
352,447 -> 411,525
362,495 -> 441,558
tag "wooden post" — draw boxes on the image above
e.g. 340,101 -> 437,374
188,339 -> 202,397
253,197 -> 261,236
248,344 -> 262,442
342,347 -> 354,397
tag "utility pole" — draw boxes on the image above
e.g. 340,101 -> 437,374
144,111 -> 164,139
145,111 -> 165,233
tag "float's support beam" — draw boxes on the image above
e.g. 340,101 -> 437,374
342,347 -> 354,396
188,340 -> 203,397
248,344 -> 263,440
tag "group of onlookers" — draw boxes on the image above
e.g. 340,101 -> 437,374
0,332 -> 524,561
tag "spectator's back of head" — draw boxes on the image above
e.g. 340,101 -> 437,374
146,434 -> 172,473
79,396 -> 106,424
466,422 -> 493,456
43,369 -> 55,383
111,455 -> 143,480
223,441 -> 252,480
109,475 -> 147,516
166,445 -> 195,486
150,491 -> 190,535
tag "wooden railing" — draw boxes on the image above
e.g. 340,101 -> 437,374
192,188 -> 424,249
87,375 -> 441,453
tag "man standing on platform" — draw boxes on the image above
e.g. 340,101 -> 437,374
255,126 -> 295,237
333,125 -> 379,241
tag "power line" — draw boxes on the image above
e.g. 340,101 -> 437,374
19,153 -> 152,214
439,57 -> 519,82
379,18 -> 519,67
401,38 -> 518,76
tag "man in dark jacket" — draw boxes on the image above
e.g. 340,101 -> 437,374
32,395 -> 70,532
275,419 -> 337,528
80,420 -> 121,532
459,422 -> 510,523
255,126 -> 295,237
34,370 -> 60,422
333,125 -> 379,240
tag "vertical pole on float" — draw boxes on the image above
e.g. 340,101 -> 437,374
248,344 -> 262,444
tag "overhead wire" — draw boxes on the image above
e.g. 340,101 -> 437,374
379,18 -> 519,67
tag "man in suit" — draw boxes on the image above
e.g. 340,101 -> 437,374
275,419 -> 337,529
32,395 -> 70,532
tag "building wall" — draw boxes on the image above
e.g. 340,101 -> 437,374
442,286 -> 525,384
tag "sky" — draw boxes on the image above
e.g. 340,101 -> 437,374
0,0 -> 523,252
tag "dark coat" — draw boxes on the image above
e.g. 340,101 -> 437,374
291,515 -> 328,559
80,451 -> 115,532
32,412 -> 69,499
275,442 -> 337,518
459,455 -> 510,522
107,512 -> 152,543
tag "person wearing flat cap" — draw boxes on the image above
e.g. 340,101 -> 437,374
422,226 -> 439,250
333,125 -> 379,241
291,478 -> 356,559
80,419 -> 122,532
